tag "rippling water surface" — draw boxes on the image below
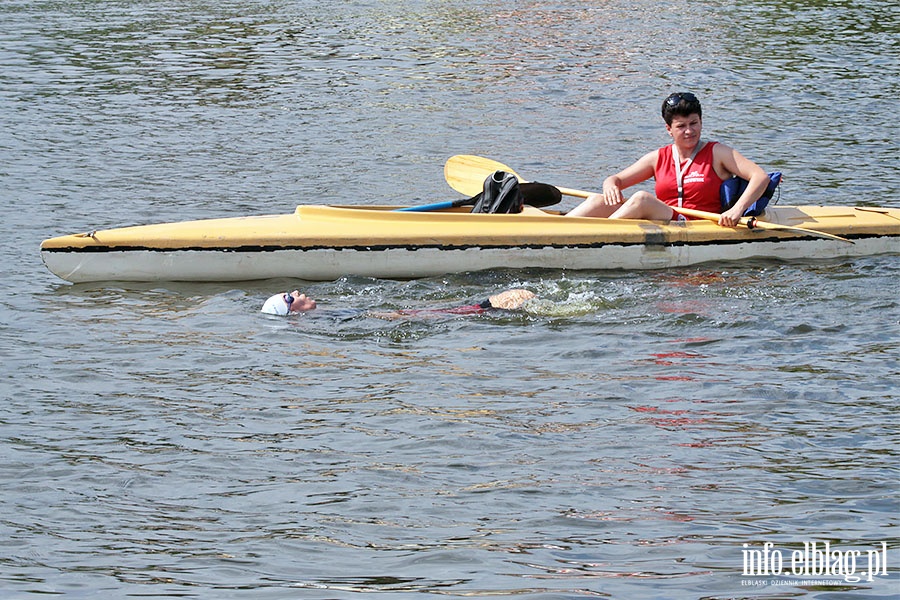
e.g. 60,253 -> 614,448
1,1 -> 898,598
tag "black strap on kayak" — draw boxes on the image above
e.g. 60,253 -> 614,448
520,182 -> 562,208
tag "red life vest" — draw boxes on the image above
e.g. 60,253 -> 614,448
655,141 -> 724,214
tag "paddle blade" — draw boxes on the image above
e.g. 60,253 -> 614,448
520,182 -> 562,208
444,155 -> 522,196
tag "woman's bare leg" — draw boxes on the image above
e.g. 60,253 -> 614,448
609,191 -> 674,220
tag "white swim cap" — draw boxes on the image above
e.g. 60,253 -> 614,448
261,293 -> 290,315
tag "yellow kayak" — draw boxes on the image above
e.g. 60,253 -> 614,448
40,204 -> 900,283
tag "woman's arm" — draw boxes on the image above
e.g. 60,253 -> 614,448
602,150 -> 658,203
566,150 -> 658,217
714,144 -> 769,227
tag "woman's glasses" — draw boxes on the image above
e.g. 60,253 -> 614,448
665,92 -> 698,107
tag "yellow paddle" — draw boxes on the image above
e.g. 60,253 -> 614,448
444,155 -> 590,199
668,207 -> 852,243
443,155 -> 852,244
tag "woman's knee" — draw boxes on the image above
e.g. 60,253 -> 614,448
612,192 -> 671,220
626,191 -> 656,207
568,193 -> 619,218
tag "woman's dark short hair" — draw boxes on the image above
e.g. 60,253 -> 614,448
662,92 -> 702,124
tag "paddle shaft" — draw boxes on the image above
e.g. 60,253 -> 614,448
395,198 -> 470,212
553,186 -> 590,199
670,207 -> 852,243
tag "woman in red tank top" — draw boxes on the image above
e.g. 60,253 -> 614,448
566,93 -> 770,227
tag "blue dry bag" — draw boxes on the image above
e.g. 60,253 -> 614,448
720,172 -> 782,217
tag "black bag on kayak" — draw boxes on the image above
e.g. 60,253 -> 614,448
471,171 -> 524,214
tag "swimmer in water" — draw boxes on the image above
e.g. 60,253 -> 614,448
260,288 -> 535,316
